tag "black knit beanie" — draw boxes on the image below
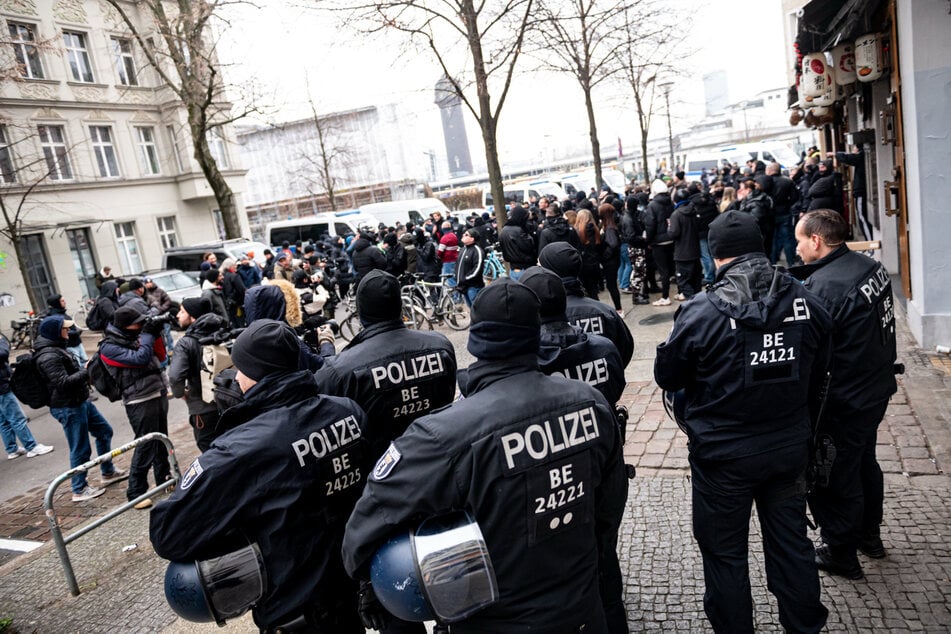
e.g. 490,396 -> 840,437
707,211 -> 764,259
357,270 -> 402,324
538,242 -> 582,278
182,296 -> 213,319
467,278 -> 540,360
231,319 -> 300,382
519,267 -> 567,323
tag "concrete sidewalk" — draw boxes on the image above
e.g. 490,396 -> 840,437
0,298 -> 948,632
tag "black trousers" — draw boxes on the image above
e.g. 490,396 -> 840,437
189,410 -> 222,453
126,396 -> 171,500
690,446 -> 827,634
809,400 -> 889,547
652,244 -> 674,299
674,259 -> 702,298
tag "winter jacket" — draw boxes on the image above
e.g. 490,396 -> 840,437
237,262 -> 263,288
168,313 -> 229,415
644,193 -> 674,245
350,238 -> 387,283
739,189 -> 774,241
33,322 -> 89,408
436,232 -> 460,265
383,243 -> 407,277
500,209 -> 537,270
98,324 -> 166,406
654,253 -> 833,461
243,285 -> 333,370
146,286 -> 173,314
601,226 -> 621,264
118,291 -> 154,315
807,172 -> 838,211
399,234 -> 418,274
668,204 -> 701,262
200,282 -> 229,322
221,270 -> 247,311
455,242 -> 485,290
769,174 -> 800,219
687,192 -> 720,239
537,216 -> 582,253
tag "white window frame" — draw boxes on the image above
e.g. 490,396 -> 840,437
134,126 -> 160,175
8,22 -> 44,79
157,216 -> 178,250
0,125 -> 16,184
114,221 -> 143,273
63,31 -> 95,83
111,37 -> 137,86
37,124 -> 73,181
205,127 -> 229,169
166,125 -> 185,173
89,125 -> 120,178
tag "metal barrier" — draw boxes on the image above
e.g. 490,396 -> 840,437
43,432 -> 182,596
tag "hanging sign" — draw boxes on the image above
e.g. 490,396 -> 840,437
801,54 -> 832,97
832,43 -> 856,84
855,33 -> 884,82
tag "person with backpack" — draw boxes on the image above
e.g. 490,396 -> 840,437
0,334 -> 54,460
98,306 -> 171,510
169,297 -> 229,452
86,281 -> 120,332
46,294 -> 87,367
33,315 -> 124,502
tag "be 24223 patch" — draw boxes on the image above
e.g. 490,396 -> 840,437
372,443 -> 402,481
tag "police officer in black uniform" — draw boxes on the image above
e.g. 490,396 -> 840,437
791,209 -> 898,578
538,242 -> 634,368
150,320 -> 374,632
519,265 -> 628,633
315,270 -> 457,450
654,211 -> 832,634
342,279 -> 627,633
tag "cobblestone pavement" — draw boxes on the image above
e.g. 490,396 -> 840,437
0,298 -> 948,632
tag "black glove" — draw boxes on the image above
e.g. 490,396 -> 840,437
357,580 -> 390,631
142,318 -> 164,336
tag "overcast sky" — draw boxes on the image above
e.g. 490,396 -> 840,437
217,0 -> 788,168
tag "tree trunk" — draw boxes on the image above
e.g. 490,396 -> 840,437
583,83 -> 602,196
640,130 -> 650,185
188,114 -> 241,239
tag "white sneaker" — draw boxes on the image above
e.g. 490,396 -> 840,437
674,293 -> 687,301
72,486 -> 106,502
7,447 -> 26,460
616,309 -> 626,318
652,297 -> 671,306
26,443 -> 54,458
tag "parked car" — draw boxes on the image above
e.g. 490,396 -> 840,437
139,269 -> 202,304
163,239 -> 270,279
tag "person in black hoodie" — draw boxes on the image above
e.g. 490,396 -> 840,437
350,232 -> 387,284
667,188 -> 702,300
381,232 -> 407,277
90,280 -> 120,331
644,179 -> 675,305
499,205 -> 537,280
738,179 -> 774,252
46,294 -> 86,366
34,315 -> 122,502
807,160 -> 840,212
685,185 -> 720,286
766,163 -> 801,266
537,206 -> 581,253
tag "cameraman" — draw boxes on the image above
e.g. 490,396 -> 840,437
169,297 -> 228,452
99,306 -> 171,510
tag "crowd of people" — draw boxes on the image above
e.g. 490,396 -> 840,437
2,153 -> 896,632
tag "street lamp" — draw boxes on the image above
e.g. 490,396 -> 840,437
659,81 -> 674,174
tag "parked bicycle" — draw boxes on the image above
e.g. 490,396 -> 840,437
71,296 -> 95,329
483,243 -> 507,282
9,310 -> 41,350
400,273 -> 470,332
337,278 -> 426,342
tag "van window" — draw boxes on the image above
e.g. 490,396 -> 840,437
408,211 -> 424,225
763,152 -> 775,162
334,222 -> 352,237
688,159 -> 720,172
505,190 -> 525,203
269,222 -> 330,246
165,252 -> 206,273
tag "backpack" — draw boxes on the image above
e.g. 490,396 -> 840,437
87,351 -> 123,402
10,351 -> 52,409
85,298 -> 108,331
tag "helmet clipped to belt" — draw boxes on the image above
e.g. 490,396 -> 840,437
371,510 -> 498,623
663,388 -> 688,435
164,543 -> 266,625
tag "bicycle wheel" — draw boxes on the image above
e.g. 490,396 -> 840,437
339,312 -> 362,342
10,329 -> 27,350
441,293 -> 471,331
402,301 -> 429,331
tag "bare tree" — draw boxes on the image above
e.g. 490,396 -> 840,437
103,0 -> 258,239
328,0 -> 534,229
291,82 -> 355,212
536,0 -> 626,191
616,3 -> 687,185
0,122 -> 81,312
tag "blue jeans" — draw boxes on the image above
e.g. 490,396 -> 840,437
771,216 -> 797,266
618,246 -> 632,289
441,262 -> 456,281
699,238 -> 714,285
509,268 -> 525,281
461,286 -> 481,307
50,401 -> 115,494
0,391 -> 36,454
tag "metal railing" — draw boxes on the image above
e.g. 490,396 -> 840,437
43,432 -> 182,596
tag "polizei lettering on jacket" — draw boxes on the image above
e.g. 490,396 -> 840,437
370,352 -> 445,389
292,415 -> 361,467
859,265 -> 891,305
500,406 -> 599,471
554,358 -> 609,387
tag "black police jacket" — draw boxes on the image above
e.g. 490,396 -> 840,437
150,371 -> 373,628
313,320 -> 457,449
655,254 -> 833,461
563,285 -> 634,368
789,245 -> 897,411
342,357 -> 627,634
537,322 -> 625,405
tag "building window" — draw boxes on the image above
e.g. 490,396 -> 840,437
157,216 -> 178,249
206,127 -> 229,169
0,125 -> 16,183
114,222 -> 143,273
37,124 -> 72,181
111,37 -> 137,86
22,234 -> 56,303
166,125 -> 185,173
63,31 -> 95,83
89,125 -> 120,178
8,22 -> 44,79
135,126 -> 160,175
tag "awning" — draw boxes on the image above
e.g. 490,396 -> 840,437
796,0 -> 887,54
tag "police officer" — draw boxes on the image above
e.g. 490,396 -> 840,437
150,320 -> 374,632
538,242 -> 634,367
342,279 -> 627,633
518,266 -> 628,633
654,211 -> 832,634
314,270 -> 456,452
791,209 -> 898,578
